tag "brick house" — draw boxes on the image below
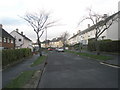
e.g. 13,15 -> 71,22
0,24 -> 15,49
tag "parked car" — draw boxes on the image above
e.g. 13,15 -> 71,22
48,48 -> 53,51
56,48 -> 64,52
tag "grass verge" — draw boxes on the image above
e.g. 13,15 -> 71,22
65,50 -> 112,61
31,55 -> 47,67
5,70 -> 36,88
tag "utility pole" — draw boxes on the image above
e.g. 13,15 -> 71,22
45,28 -> 47,48
79,31 -> 82,52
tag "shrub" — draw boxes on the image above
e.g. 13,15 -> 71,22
88,39 -> 120,53
2,48 -> 32,67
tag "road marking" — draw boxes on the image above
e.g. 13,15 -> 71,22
100,62 -> 120,68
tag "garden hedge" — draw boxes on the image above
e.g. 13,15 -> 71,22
2,48 -> 32,67
88,39 -> 120,53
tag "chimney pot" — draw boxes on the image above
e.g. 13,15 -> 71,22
77,30 -> 81,33
88,24 -> 90,28
103,14 -> 108,19
21,32 -> 23,35
16,28 -> 19,32
0,24 -> 3,28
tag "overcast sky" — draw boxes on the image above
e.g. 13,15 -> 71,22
0,0 -> 119,42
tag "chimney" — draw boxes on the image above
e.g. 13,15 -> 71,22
77,30 -> 81,34
0,24 -> 3,28
88,24 -> 90,28
103,14 -> 108,19
16,28 -> 19,32
21,31 -> 23,35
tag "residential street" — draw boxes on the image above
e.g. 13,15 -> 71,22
38,51 -> 118,88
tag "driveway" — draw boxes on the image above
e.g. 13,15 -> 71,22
38,51 -> 118,88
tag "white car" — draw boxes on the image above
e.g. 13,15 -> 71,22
57,48 -> 64,52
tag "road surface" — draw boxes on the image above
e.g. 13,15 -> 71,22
38,51 -> 118,88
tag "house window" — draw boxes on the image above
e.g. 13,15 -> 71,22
102,36 -> 106,40
19,39 -> 22,42
8,38 -> 10,43
9,39 -> 11,43
11,39 -> 13,43
3,38 -> 7,43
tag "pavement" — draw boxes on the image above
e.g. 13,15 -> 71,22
2,52 -> 46,88
38,51 -> 119,88
2,50 -> 119,88
73,50 -> 119,67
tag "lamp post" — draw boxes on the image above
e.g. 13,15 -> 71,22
45,27 -> 47,48
79,31 -> 82,52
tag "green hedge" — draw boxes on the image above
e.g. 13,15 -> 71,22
2,48 -> 32,67
88,39 -> 120,53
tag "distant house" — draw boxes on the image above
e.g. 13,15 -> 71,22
50,37 -> 63,48
67,32 -> 80,45
0,24 -> 15,49
10,29 -> 33,51
41,40 -> 51,48
41,37 -> 63,48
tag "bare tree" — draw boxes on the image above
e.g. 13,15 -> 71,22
61,31 -> 69,50
78,8 -> 120,55
22,11 -> 56,56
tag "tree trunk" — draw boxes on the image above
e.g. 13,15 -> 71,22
37,35 -> 42,56
63,41 -> 65,50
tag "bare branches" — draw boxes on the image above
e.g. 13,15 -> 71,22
78,8 -> 103,26
78,8 -> 119,55
22,11 -> 57,39
60,31 -> 69,49
78,8 -> 119,39
21,10 -> 57,56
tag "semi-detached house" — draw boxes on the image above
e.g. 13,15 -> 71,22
10,29 -> 33,51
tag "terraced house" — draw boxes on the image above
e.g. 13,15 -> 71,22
0,24 -> 15,49
68,11 -> 120,46
41,37 -> 63,48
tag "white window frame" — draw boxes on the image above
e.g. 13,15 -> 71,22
11,39 -> 13,43
7,38 -> 10,43
4,38 -> 7,43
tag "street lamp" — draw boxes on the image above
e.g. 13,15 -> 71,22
79,30 -> 82,52
45,27 -> 47,48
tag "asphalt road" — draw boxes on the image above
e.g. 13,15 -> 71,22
38,51 -> 118,88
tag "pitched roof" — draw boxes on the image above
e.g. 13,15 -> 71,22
80,11 -> 120,35
42,40 -> 50,43
68,11 -> 120,40
51,37 -> 63,42
0,28 -> 15,39
16,31 -> 32,41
